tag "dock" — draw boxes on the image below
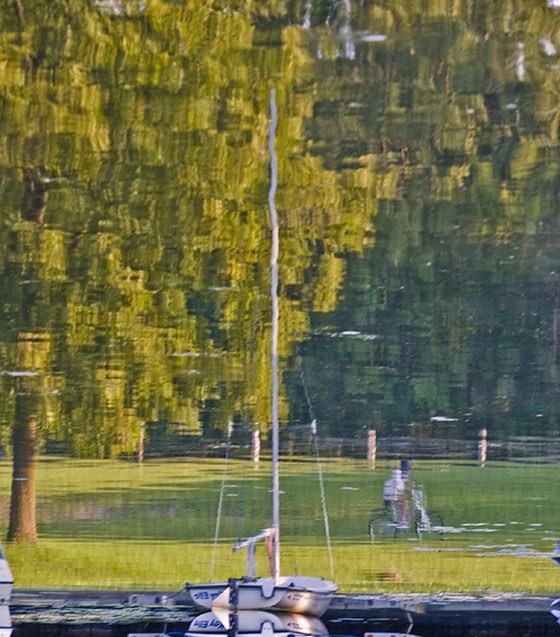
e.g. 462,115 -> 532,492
7,588 -> 560,636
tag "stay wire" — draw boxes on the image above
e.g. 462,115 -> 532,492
210,421 -> 233,581
210,91 -> 278,572
299,356 -> 315,423
236,258 -> 264,543
299,357 -> 335,580
235,139 -> 270,542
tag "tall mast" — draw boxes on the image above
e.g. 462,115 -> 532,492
268,88 -> 280,583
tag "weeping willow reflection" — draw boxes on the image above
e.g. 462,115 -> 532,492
0,0 -> 559,470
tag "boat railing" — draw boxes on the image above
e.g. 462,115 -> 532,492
232,528 -> 277,581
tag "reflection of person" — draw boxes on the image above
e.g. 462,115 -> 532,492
383,469 -> 405,509
399,459 -> 412,525
553,540 -> 560,567
400,459 -> 412,484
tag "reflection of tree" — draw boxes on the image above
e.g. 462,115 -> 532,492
4,164 -> 50,542
8,385 -> 38,544
0,0 -> 559,454
21,169 -> 48,224
0,0 -> 376,457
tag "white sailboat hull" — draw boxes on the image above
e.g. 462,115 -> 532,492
363,634 -> 421,637
550,597 -> 560,624
186,609 -> 328,637
0,582 -> 11,607
0,604 -> 12,637
0,556 -> 13,604
187,576 -> 337,617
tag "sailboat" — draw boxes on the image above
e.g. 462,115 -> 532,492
185,609 -> 329,637
0,605 -> 12,637
549,541 -> 560,624
552,540 -> 560,567
185,90 -> 338,617
0,543 -> 13,605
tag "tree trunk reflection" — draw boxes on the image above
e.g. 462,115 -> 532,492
7,393 -> 38,544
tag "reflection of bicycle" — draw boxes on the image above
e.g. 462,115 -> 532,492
368,484 -> 445,543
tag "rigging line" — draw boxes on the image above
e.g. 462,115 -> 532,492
311,418 -> 335,580
298,354 -> 316,423
235,427 -> 247,544
298,352 -> 335,579
210,421 -> 233,581
236,192 -> 267,545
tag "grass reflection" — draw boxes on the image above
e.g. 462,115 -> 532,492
1,456 -> 559,593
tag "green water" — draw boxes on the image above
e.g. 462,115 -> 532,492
1,3 -> 560,450
4,0 -> 560,599
2,456 -> 560,593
